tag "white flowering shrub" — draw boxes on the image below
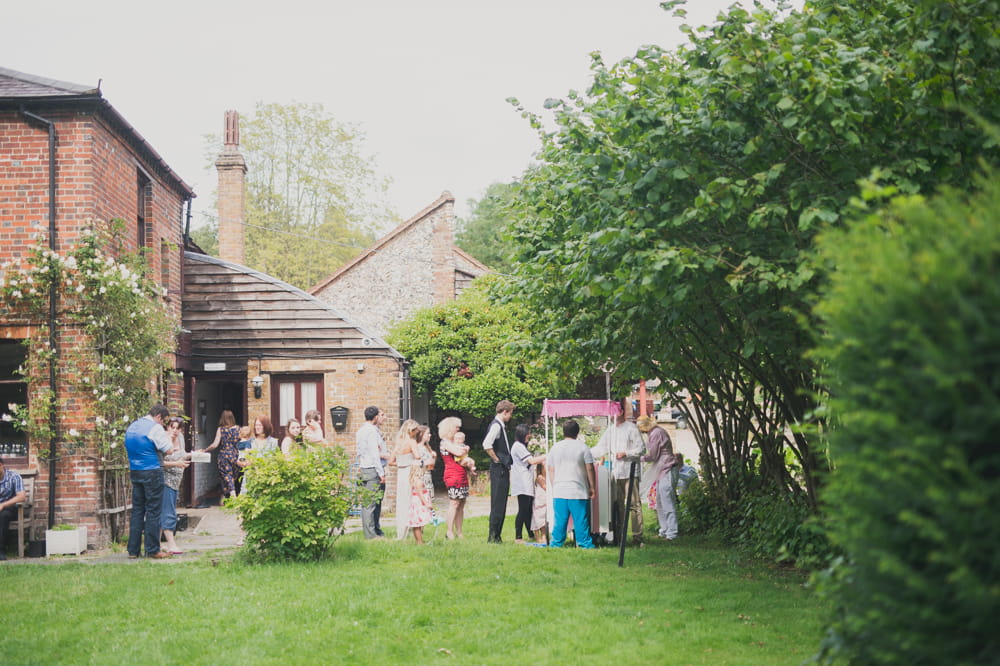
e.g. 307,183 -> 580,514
0,219 -> 178,462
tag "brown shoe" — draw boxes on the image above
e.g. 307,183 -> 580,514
149,551 -> 172,559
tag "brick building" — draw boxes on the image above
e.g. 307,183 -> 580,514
309,191 -> 490,429
310,192 -> 490,340
181,111 -> 407,507
0,67 -> 193,546
0,67 -> 475,553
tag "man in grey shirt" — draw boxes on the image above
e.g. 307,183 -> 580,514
356,406 -> 387,539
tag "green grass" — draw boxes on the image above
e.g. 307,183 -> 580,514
6,513 -> 826,665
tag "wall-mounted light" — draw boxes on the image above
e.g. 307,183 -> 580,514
251,374 -> 264,399
356,363 -> 365,374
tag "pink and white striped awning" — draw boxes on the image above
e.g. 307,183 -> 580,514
540,399 -> 621,419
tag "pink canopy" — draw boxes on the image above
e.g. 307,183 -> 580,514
541,399 -> 622,418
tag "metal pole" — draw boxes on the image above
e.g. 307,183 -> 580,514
618,460 -> 637,567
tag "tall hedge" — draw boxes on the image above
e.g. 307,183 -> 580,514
812,175 -> 1000,664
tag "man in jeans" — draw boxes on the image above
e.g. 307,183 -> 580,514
356,405 -> 387,539
547,419 -> 596,549
125,404 -> 173,559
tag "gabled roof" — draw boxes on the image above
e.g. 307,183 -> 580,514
454,245 -> 490,274
0,67 -> 193,198
183,252 -> 403,361
0,67 -> 98,97
310,191 -> 458,295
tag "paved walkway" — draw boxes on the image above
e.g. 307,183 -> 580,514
4,493 -> 502,565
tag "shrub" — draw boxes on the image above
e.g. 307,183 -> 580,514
226,447 -> 355,562
679,476 -> 835,569
811,174 -> 1000,664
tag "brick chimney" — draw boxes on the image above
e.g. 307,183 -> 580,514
215,110 -> 246,265
432,191 -> 457,303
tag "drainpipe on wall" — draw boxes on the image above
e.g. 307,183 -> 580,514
183,197 -> 192,247
21,108 -> 59,529
399,360 -> 412,421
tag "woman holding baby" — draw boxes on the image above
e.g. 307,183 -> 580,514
438,416 -> 471,540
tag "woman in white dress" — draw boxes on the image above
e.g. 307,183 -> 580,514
391,419 -> 419,540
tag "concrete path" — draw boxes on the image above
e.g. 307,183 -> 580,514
5,493 -> 502,565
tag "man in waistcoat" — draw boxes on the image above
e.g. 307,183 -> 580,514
483,399 -> 515,544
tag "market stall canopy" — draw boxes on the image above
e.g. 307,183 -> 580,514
541,399 -> 621,419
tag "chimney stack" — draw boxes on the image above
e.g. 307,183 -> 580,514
216,110 -> 246,265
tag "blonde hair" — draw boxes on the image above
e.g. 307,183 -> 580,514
409,463 -> 425,485
437,416 -> 462,441
239,425 -> 252,440
396,419 -> 419,446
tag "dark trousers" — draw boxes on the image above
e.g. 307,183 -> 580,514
515,494 -> 534,540
373,481 -> 386,536
0,505 -> 17,556
128,468 -> 164,556
488,462 -> 510,543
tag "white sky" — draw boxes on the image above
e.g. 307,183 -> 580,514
2,0 -> 774,228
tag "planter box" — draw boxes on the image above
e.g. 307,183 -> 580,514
45,526 -> 88,556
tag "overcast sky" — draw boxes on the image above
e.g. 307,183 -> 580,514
3,0 -> 776,228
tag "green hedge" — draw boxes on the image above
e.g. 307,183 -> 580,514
812,175 -> 1000,664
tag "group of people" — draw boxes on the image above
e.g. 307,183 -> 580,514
495,398 -> 697,549
124,397 -> 697,558
203,409 -> 325,501
126,405 -> 327,558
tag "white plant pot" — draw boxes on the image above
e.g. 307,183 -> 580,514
45,526 -> 88,556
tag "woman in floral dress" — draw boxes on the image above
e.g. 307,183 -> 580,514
408,463 -> 433,545
205,409 -> 240,498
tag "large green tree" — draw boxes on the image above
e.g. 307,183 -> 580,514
206,101 -> 396,289
502,0 -> 1000,507
386,278 -> 574,417
455,181 -> 519,272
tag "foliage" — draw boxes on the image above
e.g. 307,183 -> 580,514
205,101 -> 395,290
386,277 -> 575,416
810,172 -> 1000,664
4,521 -> 826,664
455,181 -> 519,271
0,219 -> 179,461
679,477 -> 835,570
501,0 -> 1000,513
188,221 -> 218,256
226,447 -> 355,562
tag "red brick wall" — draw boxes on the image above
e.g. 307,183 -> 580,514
0,107 -> 189,547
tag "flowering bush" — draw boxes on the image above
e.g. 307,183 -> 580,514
0,219 -> 178,462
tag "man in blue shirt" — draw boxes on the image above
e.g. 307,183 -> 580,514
0,458 -> 27,560
125,404 -> 173,559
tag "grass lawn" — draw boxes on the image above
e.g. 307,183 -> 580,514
6,513 -> 826,665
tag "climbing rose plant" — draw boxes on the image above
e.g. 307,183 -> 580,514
0,219 -> 179,462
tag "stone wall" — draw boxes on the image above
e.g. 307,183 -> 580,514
312,194 -> 457,338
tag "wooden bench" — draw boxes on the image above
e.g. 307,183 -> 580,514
10,475 -> 35,558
